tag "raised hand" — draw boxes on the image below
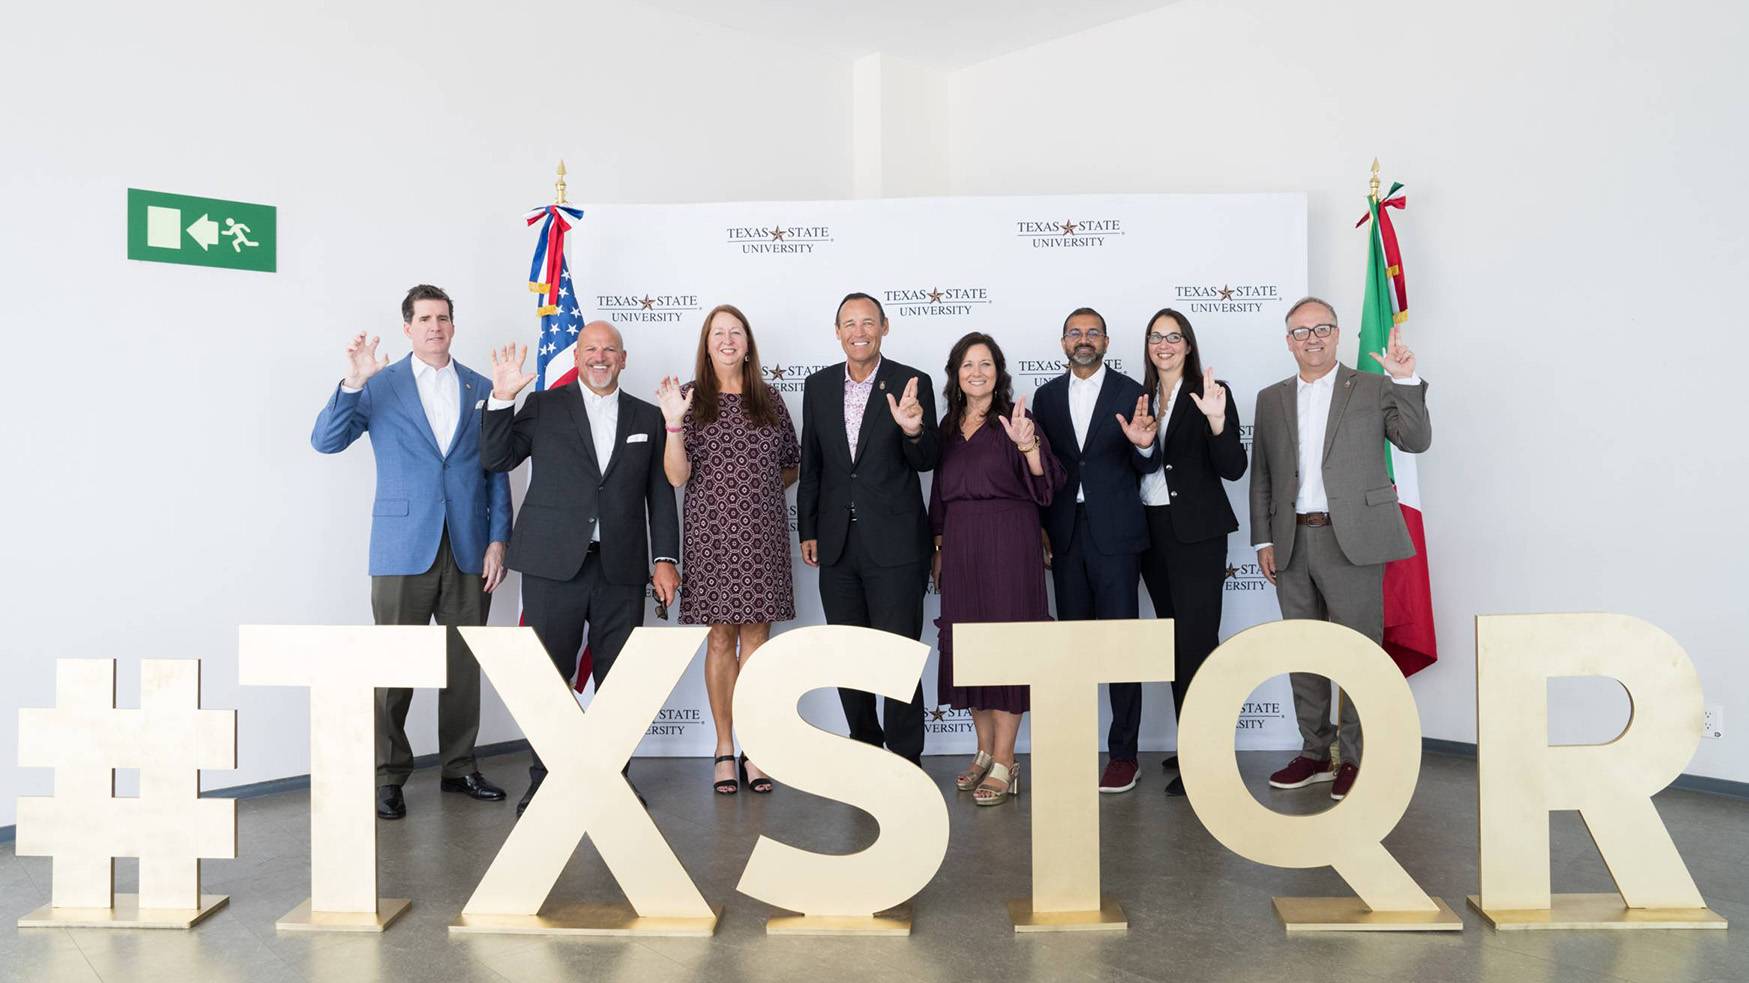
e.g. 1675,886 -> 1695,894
343,332 -> 389,389
655,375 -> 694,425
886,376 -> 924,436
1116,393 -> 1158,448
1368,324 -> 1417,379
1187,367 -> 1228,435
996,395 -> 1037,450
489,342 -> 538,401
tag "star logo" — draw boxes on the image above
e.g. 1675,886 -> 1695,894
1218,284 -> 1234,301
1224,564 -> 1239,580
768,226 -> 788,241
767,364 -> 789,380
927,706 -> 949,722
639,295 -> 656,310
1060,220 -> 1078,235
927,287 -> 944,304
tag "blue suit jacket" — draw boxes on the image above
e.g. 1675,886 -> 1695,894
311,355 -> 512,576
1033,368 -> 1160,557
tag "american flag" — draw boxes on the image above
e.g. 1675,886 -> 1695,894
535,259 -> 583,391
523,203 -> 586,391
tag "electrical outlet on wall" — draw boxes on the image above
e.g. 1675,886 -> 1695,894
1702,705 -> 1724,740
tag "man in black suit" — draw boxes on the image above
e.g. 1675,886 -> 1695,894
481,320 -> 680,815
1032,307 -> 1160,794
797,292 -> 941,764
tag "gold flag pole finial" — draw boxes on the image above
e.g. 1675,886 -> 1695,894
1369,157 -> 1382,203
555,160 -> 568,205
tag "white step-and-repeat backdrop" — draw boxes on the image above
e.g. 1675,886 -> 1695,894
558,192 -> 1307,757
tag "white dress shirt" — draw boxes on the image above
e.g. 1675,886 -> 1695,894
579,385 -> 620,543
1294,370 -> 1337,514
1139,378 -> 1182,507
410,356 -> 460,457
1067,364 -> 1106,503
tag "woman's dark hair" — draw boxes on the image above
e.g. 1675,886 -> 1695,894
1139,308 -> 1206,407
942,332 -> 1015,432
691,304 -> 779,427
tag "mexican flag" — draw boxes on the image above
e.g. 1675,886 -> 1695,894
1357,176 -> 1437,677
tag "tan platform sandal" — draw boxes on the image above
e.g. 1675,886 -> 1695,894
955,750 -> 995,791
974,761 -> 1021,806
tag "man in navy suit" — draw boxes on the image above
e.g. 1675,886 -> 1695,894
312,284 -> 512,820
1032,307 -> 1160,794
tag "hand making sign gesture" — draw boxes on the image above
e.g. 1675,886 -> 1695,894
887,376 -> 924,437
489,343 -> 538,401
1116,393 -> 1159,448
1186,367 -> 1229,436
996,395 -> 1037,451
342,333 -> 390,390
1369,324 -> 1418,379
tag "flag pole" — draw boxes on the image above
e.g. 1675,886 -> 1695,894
1330,157 -> 1385,769
555,159 -> 568,205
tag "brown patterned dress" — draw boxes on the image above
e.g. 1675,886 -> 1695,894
678,383 -> 801,624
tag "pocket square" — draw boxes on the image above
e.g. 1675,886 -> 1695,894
626,432 -> 650,444
474,399 -> 486,410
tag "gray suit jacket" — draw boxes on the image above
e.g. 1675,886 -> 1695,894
1248,365 -> 1431,569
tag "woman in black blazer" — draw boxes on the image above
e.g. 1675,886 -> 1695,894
1136,308 -> 1248,795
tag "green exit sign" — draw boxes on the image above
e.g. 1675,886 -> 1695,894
127,188 -> 276,272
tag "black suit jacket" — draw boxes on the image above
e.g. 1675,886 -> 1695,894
1033,368 -> 1159,556
797,359 -> 941,568
1148,379 -> 1247,544
480,382 -> 678,585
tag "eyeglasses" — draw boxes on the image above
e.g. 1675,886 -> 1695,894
1147,331 -> 1185,346
1287,324 -> 1337,341
1064,328 -> 1106,341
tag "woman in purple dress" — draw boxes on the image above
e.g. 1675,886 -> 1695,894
930,332 -> 1065,805
657,304 -> 800,795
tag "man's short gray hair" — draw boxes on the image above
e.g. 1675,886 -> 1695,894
1284,296 -> 1339,325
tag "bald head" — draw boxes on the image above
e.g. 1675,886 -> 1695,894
575,319 -> 627,395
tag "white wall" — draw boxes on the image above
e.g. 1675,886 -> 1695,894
945,0 -> 1749,780
6,0 -> 1745,833
0,0 -> 850,825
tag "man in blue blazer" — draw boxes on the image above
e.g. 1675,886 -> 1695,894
1032,307 -> 1160,794
311,284 -> 512,820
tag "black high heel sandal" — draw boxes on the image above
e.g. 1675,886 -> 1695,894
739,754 -> 773,794
712,754 -> 739,794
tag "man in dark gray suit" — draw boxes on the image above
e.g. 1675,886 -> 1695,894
1249,296 -> 1431,801
480,320 -> 680,816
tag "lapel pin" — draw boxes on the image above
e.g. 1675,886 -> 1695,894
879,380 -> 887,392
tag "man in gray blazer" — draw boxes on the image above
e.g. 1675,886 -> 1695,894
1249,296 -> 1431,801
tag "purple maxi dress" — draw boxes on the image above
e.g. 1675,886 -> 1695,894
931,412 -> 1066,713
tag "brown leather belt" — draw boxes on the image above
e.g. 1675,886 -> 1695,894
1295,512 -> 1332,527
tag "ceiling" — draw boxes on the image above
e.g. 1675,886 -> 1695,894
632,0 -> 1182,70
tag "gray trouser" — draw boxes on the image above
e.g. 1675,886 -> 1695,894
370,532 -> 491,785
1274,523 -> 1384,766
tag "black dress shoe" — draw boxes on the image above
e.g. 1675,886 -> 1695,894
516,776 -> 543,818
441,772 -> 507,801
1161,755 -> 1179,772
376,784 -> 406,820
1164,775 -> 1186,797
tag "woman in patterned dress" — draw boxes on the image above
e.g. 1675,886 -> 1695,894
656,304 -> 800,794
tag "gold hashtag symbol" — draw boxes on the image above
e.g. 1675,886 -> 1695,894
16,660 -> 235,926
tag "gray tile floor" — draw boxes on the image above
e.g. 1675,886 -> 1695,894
3,750 -> 1744,983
